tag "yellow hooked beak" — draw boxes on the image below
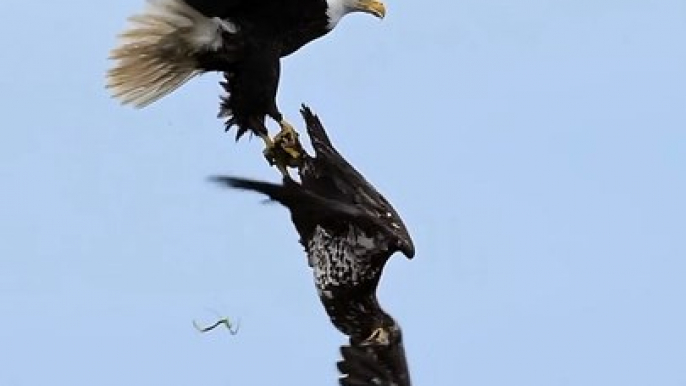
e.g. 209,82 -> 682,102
353,0 -> 386,19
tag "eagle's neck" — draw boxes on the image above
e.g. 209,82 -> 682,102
325,0 -> 353,29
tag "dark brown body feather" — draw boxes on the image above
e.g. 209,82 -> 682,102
187,0 -> 330,139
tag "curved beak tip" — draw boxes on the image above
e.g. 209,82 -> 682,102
375,4 -> 387,19
400,240 -> 415,259
357,0 -> 386,19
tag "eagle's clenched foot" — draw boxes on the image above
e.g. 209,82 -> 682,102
274,120 -> 303,162
362,327 -> 391,346
261,120 -> 303,178
259,134 -> 289,177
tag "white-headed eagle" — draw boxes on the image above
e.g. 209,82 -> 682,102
212,106 -> 414,385
106,0 -> 385,176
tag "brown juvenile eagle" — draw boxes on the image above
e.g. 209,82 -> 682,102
213,106 -> 414,385
106,0 -> 385,176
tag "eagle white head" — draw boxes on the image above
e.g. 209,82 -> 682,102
326,0 -> 386,29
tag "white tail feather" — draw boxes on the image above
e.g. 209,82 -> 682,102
106,0 -> 235,108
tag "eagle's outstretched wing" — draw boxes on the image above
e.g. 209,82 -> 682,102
211,176 -> 371,224
212,106 -> 414,259
299,106 -> 415,258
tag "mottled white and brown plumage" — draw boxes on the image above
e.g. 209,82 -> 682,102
213,106 -> 414,386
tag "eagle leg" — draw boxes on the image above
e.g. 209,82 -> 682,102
361,327 -> 391,346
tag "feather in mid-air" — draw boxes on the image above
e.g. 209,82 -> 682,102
212,106 -> 414,385
106,0 -> 385,176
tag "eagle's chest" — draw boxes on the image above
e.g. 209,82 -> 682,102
307,226 -> 382,298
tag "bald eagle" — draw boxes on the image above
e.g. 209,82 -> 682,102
212,106 -> 413,385
106,0 -> 385,175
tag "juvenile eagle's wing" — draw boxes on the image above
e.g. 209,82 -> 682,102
210,176 -> 389,230
299,106 -> 415,259
337,331 -> 411,386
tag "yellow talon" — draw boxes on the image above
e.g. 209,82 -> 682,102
275,121 -> 300,148
362,327 -> 390,346
259,121 -> 302,178
276,120 -> 297,139
275,120 -> 303,167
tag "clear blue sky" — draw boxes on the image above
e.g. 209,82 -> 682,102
1,0 -> 684,385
